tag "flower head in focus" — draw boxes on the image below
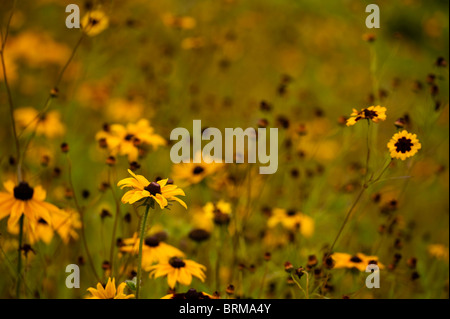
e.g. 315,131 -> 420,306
117,169 -> 187,209
387,130 -> 421,160
346,106 -> 387,126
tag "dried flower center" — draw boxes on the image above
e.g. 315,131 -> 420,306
13,182 -> 34,201
144,236 -> 160,247
350,256 -> 363,263
169,257 -> 186,268
145,182 -> 162,196
192,166 -> 205,175
395,137 -> 413,153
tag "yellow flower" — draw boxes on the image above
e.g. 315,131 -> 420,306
52,209 -> 82,244
8,217 -> 53,245
387,130 -> 421,160
119,232 -> 185,268
428,244 -> 449,261
267,208 -> 314,238
161,288 -> 216,299
148,257 -> 206,289
331,252 -> 384,271
162,13 -> 196,29
0,180 -> 60,231
172,152 -> 224,186
346,106 -> 387,126
96,119 -> 166,162
86,277 -> 134,299
117,169 -> 187,209
81,10 -> 109,36
15,107 -> 65,138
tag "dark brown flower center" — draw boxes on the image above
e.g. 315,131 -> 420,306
13,182 -> 34,201
184,289 -> 206,299
286,210 -> 296,216
169,257 -> 186,268
395,137 -> 413,153
144,236 -> 160,247
363,109 -> 378,119
192,166 -> 205,175
188,229 -> 211,242
350,256 -> 363,263
124,134 -> 135,141
144,182 -> 162,196
89,18 -> 99,26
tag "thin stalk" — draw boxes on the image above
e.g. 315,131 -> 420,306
15,214 -> 24,298
326,185 -> 367,258
66,155 -> 100,282
109,167 -> 121,276
136,204 -> 151,299
290,274 -> 307,299
257,262 -> 269,299
18,32 -> 85,137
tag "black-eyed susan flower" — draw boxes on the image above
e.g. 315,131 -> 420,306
81,10 -> 109,36
267,208 -> 314,238
0,180 -> 60,230
161,288 -> 215,299
119,232 -> 185,268
117,169 -> 187,209
86,277 -> 134,299
96,119 -> 166,162
15,107 -> 65,138
172,152 -> 225,187
331,252 -> 384,272
346,106 -> 387,126
387,130 -> 421,160
148,256 -> 206,289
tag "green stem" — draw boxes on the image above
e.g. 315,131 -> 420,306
326,185 -> 367,257
109,168 -> 121,276
136,204 -> 151,299
16,214 -> 24,298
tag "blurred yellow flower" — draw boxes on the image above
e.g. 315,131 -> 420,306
181,37 -> 205,50
117,169 -> 187,209
428,244 -> 449,261
387,130 -> 421,161
148,257 -> 206,289
331,252 -> 384,271
346,106 -> 387,126
86,277 -> 134,299
0,180 -> 60,231
15,107 -> 65,138
81,10 -> 109,36
162,13 -> 196,29
96,119 -> 166,162
172,152 -> 224,186
267,208 -> 314,238
120,232 -> 185,268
